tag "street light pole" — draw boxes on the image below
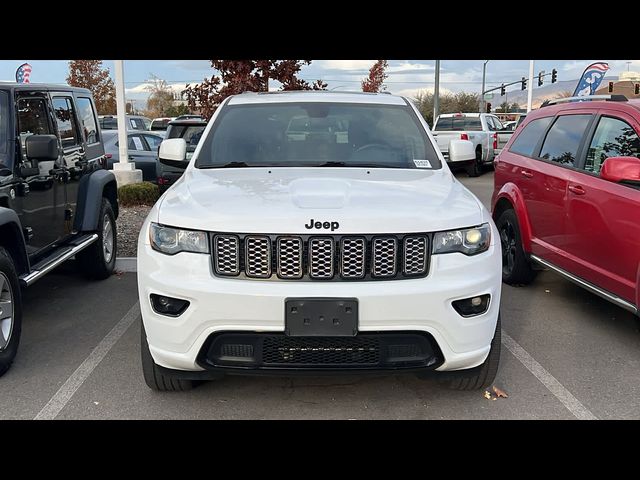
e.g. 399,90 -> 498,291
481,60 -> 489,113
527,60 -> 535,112
434,60 -> 440,123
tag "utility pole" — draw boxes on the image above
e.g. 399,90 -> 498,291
434,60 -> 440,123
112,61 -> 142,186
527,60 -> 534,112
481,60 -> 489,113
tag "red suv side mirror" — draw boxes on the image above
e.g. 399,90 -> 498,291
600,156 -> 640,185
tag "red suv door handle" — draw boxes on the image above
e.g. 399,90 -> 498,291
521,170 -> 533,178
568,184 -> 586,195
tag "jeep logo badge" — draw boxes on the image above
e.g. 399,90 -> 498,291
305,219 -> 340,231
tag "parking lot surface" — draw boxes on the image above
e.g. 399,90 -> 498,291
2,170 -> 639,420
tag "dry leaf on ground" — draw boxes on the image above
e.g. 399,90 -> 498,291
483,390 -> 492,400
493,386 -> 508,398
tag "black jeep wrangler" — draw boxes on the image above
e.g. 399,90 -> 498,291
0,84 -> 118,377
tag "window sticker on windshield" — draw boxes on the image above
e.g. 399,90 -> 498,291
413,159 -> 432,168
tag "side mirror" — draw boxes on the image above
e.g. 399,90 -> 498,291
600,156 -> 640,185
448,139 -> 476,163
159,138 -> 189,168
25,134 -> 59,161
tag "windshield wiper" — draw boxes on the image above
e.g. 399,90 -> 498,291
203,161 -> 249,169
317,161 -> 404,169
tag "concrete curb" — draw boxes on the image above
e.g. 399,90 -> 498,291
115,257 -> 137,273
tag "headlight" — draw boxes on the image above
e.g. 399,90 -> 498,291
432,223 -> 491,256
150,223 -> 210,255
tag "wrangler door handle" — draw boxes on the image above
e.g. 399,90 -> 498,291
568,184 -> 586,195
521,170 -> 533,178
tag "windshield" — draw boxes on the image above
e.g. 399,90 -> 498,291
196,102 -> 440,169
0,91 -> 9,170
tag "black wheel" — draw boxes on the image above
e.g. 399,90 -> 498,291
76,198 -> 117,280
443,315 -> 501,391
0,247 -> 22,378
496,208 -> 536,285
140,319 -> 195,392
466,148 -> 483,177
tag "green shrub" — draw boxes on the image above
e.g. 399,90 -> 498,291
118,182 -> 160,207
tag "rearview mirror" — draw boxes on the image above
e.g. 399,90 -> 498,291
159,138 -> 189,168
600,156 -> 640,186
448,139 -> 476,163
25,134 -> 59,161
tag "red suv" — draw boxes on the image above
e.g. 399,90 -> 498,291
492,95 -> 640,314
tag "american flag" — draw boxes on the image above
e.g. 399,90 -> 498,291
15,63 -> 32,83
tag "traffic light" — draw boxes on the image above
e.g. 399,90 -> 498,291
500,84 -> 505,96
551,69 -> 557,83
538,71 -> 544,87
521,77 -> 527,90
486,102 -> 492,113
608,81 -> 614,93
635,84 -> 640,95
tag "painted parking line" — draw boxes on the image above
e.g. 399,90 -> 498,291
34,302 -> 140,420
501,330 -> 598,420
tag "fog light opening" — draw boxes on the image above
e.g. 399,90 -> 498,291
452,294 -> 491,317
150,294 -> 190,317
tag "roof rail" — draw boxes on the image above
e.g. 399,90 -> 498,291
540,94 -> 628,108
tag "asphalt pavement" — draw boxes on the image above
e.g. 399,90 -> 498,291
2,169 -> 639,419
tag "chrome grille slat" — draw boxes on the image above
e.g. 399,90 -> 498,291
341,237 -> 366,279
245,236 -> 271,278
372,237 -> 398,277
212,234 -> 429,281
213,235 -> 239,275
404,236 -> 427,275
277,237 -> 303,279
309,237 -> 334,279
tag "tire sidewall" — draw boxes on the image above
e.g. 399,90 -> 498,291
0,248 -> 22,377
496,208 -> 532,284
97,199 -> 117,273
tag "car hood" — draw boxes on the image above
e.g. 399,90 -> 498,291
157,167 -> 485,233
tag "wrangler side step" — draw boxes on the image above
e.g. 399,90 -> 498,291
19,233 -> 99,287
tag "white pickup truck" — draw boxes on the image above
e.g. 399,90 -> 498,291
432,113 -> 507,177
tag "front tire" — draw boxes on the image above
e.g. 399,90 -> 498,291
77,198 -> 117,280
444,315 -> 501,391
140,319 -> 195,392
496,208 -> 536,285
0,247 -> 22,378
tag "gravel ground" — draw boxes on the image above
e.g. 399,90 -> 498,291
116,205 -> 152,257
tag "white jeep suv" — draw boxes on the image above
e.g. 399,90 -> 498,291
137,91 -> 502,391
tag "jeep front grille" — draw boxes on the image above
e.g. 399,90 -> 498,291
212,234 -> 430,281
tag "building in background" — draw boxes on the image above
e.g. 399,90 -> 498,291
594,71 -> 640,98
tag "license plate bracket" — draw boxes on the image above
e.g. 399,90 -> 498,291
285,298 -> 358,336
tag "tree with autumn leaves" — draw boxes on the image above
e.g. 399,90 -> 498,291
67,60 -> 116,114
362,60 -> 389,93
184,60 -> 327,119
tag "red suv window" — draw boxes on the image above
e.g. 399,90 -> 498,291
538,115 -> 592,167
584,116 -> 640,174
509,116 -> 553,157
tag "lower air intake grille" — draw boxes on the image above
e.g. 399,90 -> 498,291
262,336 -> 380,365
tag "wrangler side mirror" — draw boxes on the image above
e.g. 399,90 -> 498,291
25,134 -> 60,161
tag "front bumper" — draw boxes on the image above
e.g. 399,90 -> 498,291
137,223 -> 502,374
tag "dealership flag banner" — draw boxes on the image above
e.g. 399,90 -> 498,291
573,62 -> 610,97
15,63 -> 32,83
